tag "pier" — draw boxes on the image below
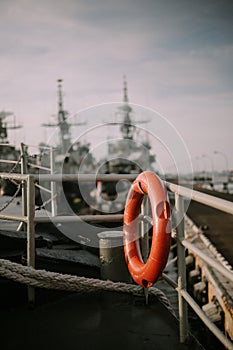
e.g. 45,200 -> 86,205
184,186 -> 233,341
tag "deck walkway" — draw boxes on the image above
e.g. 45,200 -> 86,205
0,286 -> 204,350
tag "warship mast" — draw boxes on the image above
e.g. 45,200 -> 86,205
57,79 -> 71,155
42,79 -> 86,156
0,111 -> 22,143
119,76 -> 135,140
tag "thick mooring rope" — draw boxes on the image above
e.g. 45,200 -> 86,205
0,258 -> 175,315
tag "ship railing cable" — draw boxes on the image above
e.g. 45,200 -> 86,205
35,193 -> 58,211
0,258 -> 175,316
0,183 -> 22,212
0,154 -> 22,185
0,155 -> 22,212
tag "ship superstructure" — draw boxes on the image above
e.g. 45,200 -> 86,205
0,111 -> 22,195
42,79 -> 95,174
96,77 -> 156,211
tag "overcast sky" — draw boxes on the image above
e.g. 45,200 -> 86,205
1,0 -> 233,174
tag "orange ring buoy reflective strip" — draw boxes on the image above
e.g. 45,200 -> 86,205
123,171 -> 171,288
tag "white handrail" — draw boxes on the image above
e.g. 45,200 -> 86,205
165,181 -> 233,215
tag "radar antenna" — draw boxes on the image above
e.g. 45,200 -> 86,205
42,79 -> 86,154
0,110 -> 22,143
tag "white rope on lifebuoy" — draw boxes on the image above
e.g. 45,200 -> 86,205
0,258 -> 175,315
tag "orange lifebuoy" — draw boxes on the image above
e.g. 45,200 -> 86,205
123,171 -> 171,288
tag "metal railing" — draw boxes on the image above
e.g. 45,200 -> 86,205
164,182 -> 233,349
0,142 -> 57,215
0,172 -> 233,349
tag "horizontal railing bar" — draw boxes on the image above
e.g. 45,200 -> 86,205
0,143 -> 18,147
34,214 -> 124,223
25,143 -> 52,150
0,214 -> 27,223
0,173 -> 29,181
165,181 -> 233,215
27,162 -> 51,172
0,212 -> 123,224
182,239 -> 233,282
0,173 -> 137,182
37,174 -> 138,182
0,159 -> 21,165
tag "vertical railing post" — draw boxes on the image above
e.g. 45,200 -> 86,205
50,146 -> 57,216
27,175 -> 35,306
141,197 -> 149,262
20,143 -> 28,231
175,193 -> 189,343
141,196 -> 149,304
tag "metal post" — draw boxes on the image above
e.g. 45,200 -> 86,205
97,231 -> 132,283
20,143 -> 28,231
141,197 -> 150,304
27,175 -> 35,305
141,197 -> 149,262
175,193 -> 189,343
50,146 -> 57,216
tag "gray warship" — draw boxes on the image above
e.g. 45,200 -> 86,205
95,77 -> 156,212
0,110 -> 22,195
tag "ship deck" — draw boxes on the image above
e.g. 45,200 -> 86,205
0,284 -> 204,350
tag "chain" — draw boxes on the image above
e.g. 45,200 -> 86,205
0,183 -> 22,212
0,154 -> 22,212
35,193 -> 57,211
